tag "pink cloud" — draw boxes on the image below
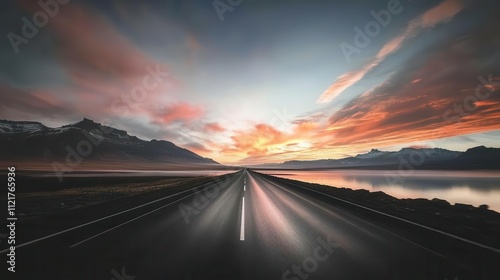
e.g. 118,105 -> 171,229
410,0 -> 463,30
153,102 -> 204,124
318,0 -> 465,104
12,1 -> 189,126
204,122 -> 226,132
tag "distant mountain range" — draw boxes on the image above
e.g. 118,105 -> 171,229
0,118 -> 218,166
1,118 -> 499,171
253,146 -> 500,170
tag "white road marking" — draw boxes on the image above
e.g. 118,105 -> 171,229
240,197 -> 245,241
70,192 -> 198,248
260,176 -> 448,259
273,177 -> 500,254
0,178 -> 230,254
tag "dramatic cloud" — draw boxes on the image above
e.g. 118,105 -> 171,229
217,121 -> 321,164
218,19 -> 500,164
2,2 -> 202,131
319,33 -> 500,148
225,124 -> 287,157
1,0 -> 499,164
318,0 -> 466,104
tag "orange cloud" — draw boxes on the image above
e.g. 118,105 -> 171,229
218,27 -> 500,164
216,120 -> 324,164
318,0 -> 465,104
225,124 -> 286,157
317,63 -> 375,104
15,1 -> 177,117
153,102 -> 204,124
318,46 -> 500,149
7,1 -> 199,131
49,5 -> 166,92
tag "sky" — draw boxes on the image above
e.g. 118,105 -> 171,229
0,0 -> 499,165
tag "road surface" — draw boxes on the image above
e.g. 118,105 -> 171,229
2,170 -> 500,279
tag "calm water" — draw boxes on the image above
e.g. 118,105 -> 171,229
260,170 -> 500,212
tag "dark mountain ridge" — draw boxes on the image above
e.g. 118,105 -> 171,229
260,146 -> 500,170
0,118 -> 218,165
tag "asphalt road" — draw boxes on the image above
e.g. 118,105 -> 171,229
2,170 -> 500,280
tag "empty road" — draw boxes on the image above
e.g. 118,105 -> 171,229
2,170 -> 500,279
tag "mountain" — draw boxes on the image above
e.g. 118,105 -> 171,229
279,147 -> 462,169
0,120 -> 47,133
255,146 -> 500,170
427,146 -> 500,170
0,118 -> 218,166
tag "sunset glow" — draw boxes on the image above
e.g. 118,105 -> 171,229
1,0 -> 499,165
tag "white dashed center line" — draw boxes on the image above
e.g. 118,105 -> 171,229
240,197 -> 245,241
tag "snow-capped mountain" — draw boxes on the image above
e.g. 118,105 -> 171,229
0,118 -> 218,165
354,149 -> 387,159
0,120 -> 47,134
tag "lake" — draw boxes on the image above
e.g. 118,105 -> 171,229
259,170 -> 500,212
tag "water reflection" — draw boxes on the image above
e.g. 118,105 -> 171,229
260,170 -> 500,212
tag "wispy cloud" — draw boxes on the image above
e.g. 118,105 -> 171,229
2,2 -> 205,131
217,23 -> 500,164
318,0 -> 465,104
317,29 -> 500,148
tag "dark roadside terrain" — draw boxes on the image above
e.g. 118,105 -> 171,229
1,170 -> 499,280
